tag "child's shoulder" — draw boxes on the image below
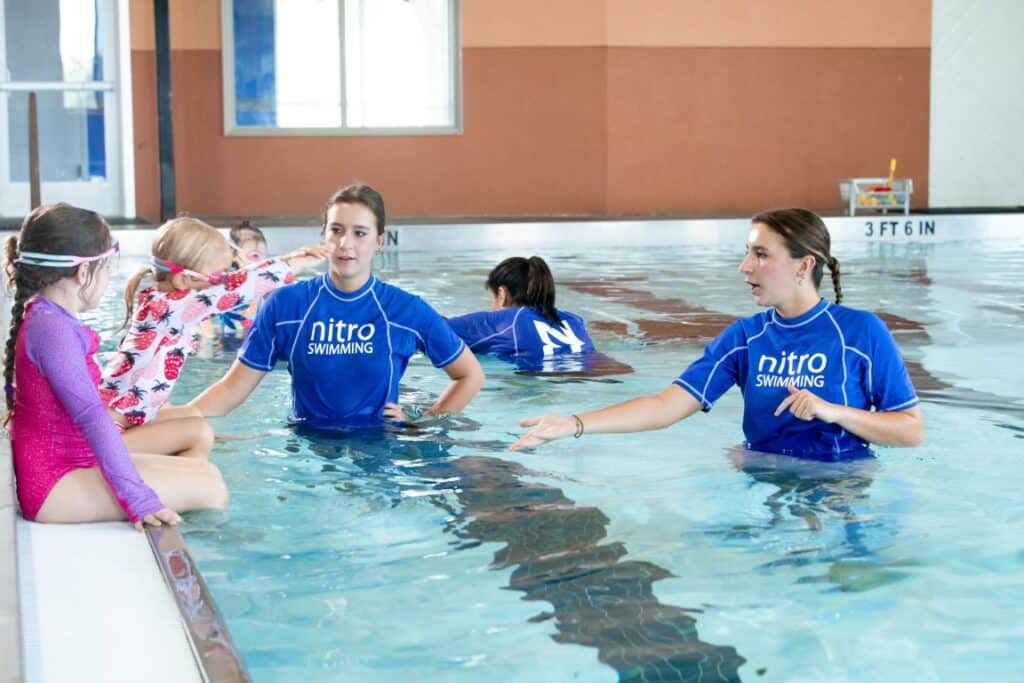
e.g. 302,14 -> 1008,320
22,299 -> 89,348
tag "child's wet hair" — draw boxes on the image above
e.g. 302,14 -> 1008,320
229,219 -> 267,250
3,203 -> 113,422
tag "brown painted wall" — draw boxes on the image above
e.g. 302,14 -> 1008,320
606,47 -> 931,214
128,2 -> 931,220
132,48 -> 607,220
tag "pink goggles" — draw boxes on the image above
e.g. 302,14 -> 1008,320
239,248 -> 268,263
151,257 -> 232,285
17,241 -> 120,267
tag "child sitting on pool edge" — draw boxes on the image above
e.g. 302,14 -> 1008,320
101,216 -> 325,457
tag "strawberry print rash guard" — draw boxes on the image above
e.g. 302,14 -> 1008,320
102,258 -> 292,425
10,297 -> 164,523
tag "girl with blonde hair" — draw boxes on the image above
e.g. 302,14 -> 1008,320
101,216 -> 324,456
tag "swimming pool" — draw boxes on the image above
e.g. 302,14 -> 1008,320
88,230 -> 1024,682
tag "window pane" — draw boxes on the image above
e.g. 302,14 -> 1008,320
344,0 -> 453,128
233,0 -> 276,125
275,0 -> 341,127
7,91 -> 107,181
4,0 -> 108,180
228,0 -> 456,131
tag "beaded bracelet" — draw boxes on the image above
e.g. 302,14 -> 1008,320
571,414 -> 584,438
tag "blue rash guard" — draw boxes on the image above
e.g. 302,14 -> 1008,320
239,274 -> 465,427
676,299 -> 919,460
447,307 -> 595,370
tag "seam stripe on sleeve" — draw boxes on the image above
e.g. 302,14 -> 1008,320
824,311 -> 850,407
288,283 -> 327,366
390,321 -> 425,345
435,340 -> 466,368
468,324 -> 514,350
882,397 -> 919,411
846,345 -> 873,398
369,287 -> 395,397
674,378 -> 711,410
511,308 -> 524,355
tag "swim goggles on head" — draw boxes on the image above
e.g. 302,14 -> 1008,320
151,257 -> 232,285
16,241 -> 120,267
243,250 -> 267,262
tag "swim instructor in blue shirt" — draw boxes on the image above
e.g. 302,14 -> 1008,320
511,208 -> 924,459
191,184 -> 484,427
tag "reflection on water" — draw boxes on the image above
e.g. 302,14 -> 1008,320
714,450 -> 912,593
293,428 -> 746,682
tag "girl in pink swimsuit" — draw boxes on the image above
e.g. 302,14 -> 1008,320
4,204 -> 228,528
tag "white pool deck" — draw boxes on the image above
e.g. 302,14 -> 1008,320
1,211 -> 1022,683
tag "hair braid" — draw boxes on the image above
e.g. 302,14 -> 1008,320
3,286 -> 33,425
3,204 -> 112,425
828,256 -> 843,304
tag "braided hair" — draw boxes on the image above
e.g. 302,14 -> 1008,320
3,203 -> 112,424
751,208 -> 843,304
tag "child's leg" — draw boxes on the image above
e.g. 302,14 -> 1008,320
121,416 -> 215,458
151,404 -> 202,422
33,454 -> 229,523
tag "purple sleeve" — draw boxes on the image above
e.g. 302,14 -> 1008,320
25,315 -> 164,523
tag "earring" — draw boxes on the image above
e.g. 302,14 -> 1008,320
797,275 -> 805,286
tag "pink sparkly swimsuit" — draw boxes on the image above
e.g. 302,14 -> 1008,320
10,297 -> 163,523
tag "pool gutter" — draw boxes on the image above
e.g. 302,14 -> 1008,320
4,431 -> 248,683
146,525 -> 251,682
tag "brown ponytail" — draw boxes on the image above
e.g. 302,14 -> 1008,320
120,265 -> 154,331
486,255 -> 560,324
752,208 -> 842,303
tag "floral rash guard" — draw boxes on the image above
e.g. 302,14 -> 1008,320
101,258 -> 293,424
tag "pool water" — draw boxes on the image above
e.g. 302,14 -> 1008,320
88,240 -> 1024,682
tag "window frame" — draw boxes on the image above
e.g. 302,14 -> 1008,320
219,0 -> 462,137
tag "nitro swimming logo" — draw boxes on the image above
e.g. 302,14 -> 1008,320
307,319 -> 375,355
533,320 -> 586,357
755,351 -> 827,388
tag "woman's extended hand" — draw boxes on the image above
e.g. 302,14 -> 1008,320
134,507 -> 182,531
774,385 -> 841,423
509,414 -> 576,451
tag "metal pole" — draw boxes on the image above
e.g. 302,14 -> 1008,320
154,0 -> 176,221
28,91 -> 41,209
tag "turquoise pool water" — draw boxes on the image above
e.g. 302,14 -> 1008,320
90,239 -> 1024,682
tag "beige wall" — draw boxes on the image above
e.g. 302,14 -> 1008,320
463,1 -> 931,47
605,0 -> 931,47
128,1 -> 931,220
